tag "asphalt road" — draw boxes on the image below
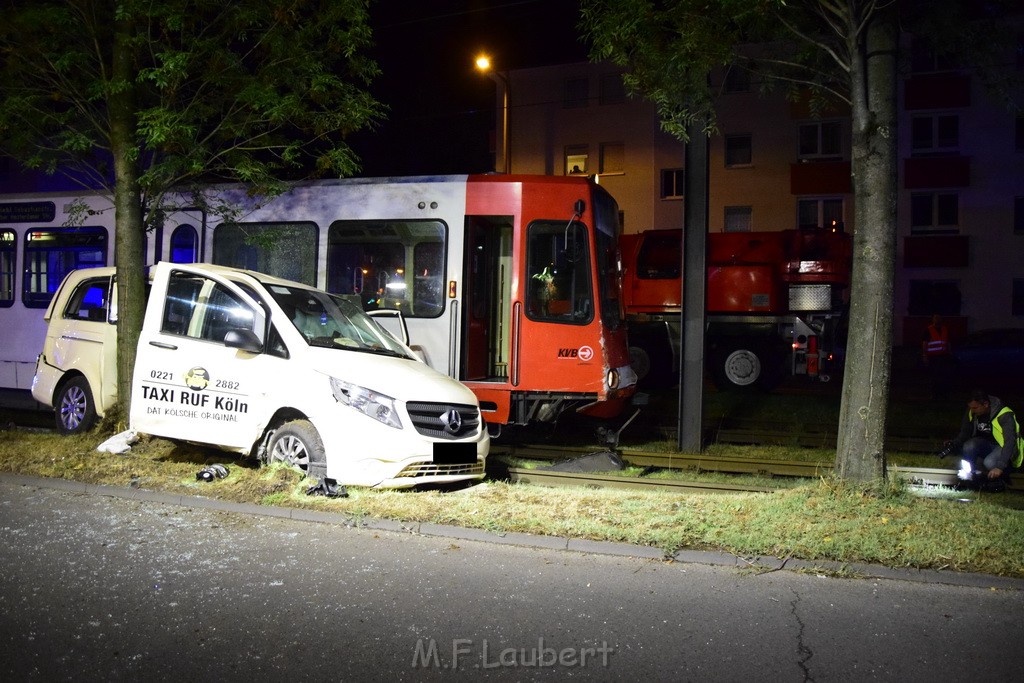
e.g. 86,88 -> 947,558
1,478 -> 1022,682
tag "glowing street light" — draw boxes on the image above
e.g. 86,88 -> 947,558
475,54 -> 511,174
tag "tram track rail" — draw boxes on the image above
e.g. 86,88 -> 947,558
648,420 -> 938,454
490,442 -> 1023,494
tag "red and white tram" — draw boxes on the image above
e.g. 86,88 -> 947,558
0,174 -> 636,427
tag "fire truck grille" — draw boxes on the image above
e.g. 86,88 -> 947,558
789,284 -> 832,311
395,461 -> 485,478
406,402 -> 480,439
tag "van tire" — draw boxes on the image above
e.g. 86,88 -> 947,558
266,419 -> 327,480
54,376 -> 97,435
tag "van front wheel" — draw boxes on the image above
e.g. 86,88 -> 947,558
55,376 -> 97,435
266,420 -> 327,480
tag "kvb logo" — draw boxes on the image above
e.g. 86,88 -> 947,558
557,346 -> 594,361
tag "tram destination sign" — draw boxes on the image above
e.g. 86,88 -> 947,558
0,201 -> 56,224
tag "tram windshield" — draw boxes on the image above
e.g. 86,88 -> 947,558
526,220 -> 593,324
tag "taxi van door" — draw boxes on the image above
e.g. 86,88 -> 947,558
130,263 -> 273,450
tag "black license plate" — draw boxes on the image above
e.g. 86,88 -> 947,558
433,442 -> 477,465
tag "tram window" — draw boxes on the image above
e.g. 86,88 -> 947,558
62,277 -> 111,322
212,222 -> 318,286
22,227 -> 108,309
592,186 -> 624,330
526,220 -> 593,324
170,224 -> 199,263
1,229 -> 14,308
327,220 -> 447,318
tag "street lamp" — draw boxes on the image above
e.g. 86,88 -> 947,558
475,54 -> 511,174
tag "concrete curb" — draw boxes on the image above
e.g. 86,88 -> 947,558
3,472 -> 1023,591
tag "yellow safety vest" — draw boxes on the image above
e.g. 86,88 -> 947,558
969,406 -> 1024,469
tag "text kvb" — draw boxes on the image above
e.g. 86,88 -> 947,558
557,348 -> 579,358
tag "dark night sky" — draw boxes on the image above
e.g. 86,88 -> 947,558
349,0 -> 588,177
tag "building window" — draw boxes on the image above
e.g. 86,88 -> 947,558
723,66 -> 750,93
724,206 -> 752,232
661,169 -> 685,199
599,73 -> 625,104
599,142 -> 624,175
910,39 -> 959,73
797,198 -> 843,230
563,77 -> 589,108
911,192 -> 959,233
908,279 -> 961,316
565,146 -> 589,175
1016,196 -> 1024,234
798,121 -> 842,158
1014,279 -> 1024,316
911,114 -> 959,154
725,134 -> 752,167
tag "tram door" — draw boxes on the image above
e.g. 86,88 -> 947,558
461,216 -> 512,382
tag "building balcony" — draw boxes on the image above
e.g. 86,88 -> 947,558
790,160 -> 851,195
903,235 -> 970,268
904,73 -> 971,110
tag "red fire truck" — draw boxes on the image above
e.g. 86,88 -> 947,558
620,227 -> 852,389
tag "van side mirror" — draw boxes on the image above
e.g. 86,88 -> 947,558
223,328 -> 263,353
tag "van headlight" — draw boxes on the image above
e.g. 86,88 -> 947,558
329,377 -> 402,429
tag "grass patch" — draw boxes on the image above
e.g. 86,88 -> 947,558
2,421 -> 1022,578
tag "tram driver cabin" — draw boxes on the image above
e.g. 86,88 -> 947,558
0,174 -> 636,429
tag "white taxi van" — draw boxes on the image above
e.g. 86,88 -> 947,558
32,262 -> 488,489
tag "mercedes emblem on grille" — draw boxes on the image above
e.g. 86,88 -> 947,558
441,408 -> 463,434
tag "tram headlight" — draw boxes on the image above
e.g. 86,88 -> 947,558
329,377 -> 402,429
606,368 -> 619,390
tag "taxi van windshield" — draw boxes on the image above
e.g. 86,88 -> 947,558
266,283 -> 413,358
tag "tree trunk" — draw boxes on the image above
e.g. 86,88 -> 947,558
834,6 -> 898,483
110,16 -> 146,419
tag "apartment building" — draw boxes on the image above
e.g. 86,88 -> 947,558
496,41 -> 1024,346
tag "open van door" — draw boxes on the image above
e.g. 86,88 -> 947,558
129,263 -> 272,451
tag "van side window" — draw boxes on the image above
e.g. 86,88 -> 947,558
234,280 -> 287,358
162,271 -> 255,344
265,324 -> 289,359
62,277 -> 111,322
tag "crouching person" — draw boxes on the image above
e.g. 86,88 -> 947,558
937,389 -> 1023,492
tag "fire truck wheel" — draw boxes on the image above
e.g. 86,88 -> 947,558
266,419 -> 327,480
54,376 -> 98,435
629,345 -> 652,382
629,337 -> 674,388
714,345 -> 779,391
